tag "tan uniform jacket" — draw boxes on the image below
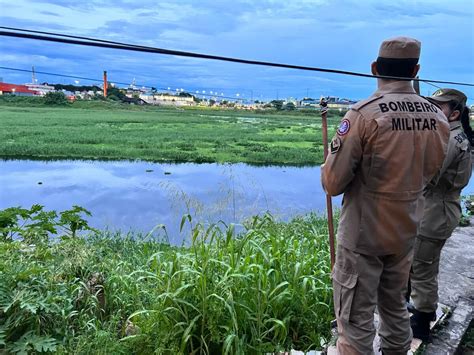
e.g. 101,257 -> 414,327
419,121 -> 472,239
322,81 -> 450,256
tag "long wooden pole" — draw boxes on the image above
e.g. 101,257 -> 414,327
320,98 -> 336,269
103,70 -> 108,98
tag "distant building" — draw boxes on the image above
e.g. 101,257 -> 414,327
121,96 -> 147,105
298,96 -> 356,110
140,93 -> 195,106
325,96 -> 357,110
24,83 -> 55,96
126,85 -> 147,98
245,103 -> 266,110
284,97 -> 298,105
0,82 -> 36,96
61,90 -> 76,102
299,98 -> 319,108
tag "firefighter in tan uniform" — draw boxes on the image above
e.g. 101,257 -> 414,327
409,89 -> 473,341
321,37 -> 450,354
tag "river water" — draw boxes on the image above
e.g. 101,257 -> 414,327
1,160 -> 473,244
0,160 -> 342,243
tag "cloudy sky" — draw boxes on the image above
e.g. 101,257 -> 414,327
0,0 -> 473,102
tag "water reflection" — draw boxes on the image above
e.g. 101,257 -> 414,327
1,160 -> 473,244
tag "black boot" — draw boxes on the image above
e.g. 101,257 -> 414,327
410,309 -> 436,342
406,302 -> 436,321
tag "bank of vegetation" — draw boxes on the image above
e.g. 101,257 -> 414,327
0,205 -> 334,354
0,97 -> 342,165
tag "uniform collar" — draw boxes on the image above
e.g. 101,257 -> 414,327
374,80 -> 417,95
449,120 -> 462,131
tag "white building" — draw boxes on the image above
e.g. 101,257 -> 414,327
24,83 -> 55,96
140,93 -> 195,106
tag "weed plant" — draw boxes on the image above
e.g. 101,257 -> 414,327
459,195 -> 474,226
0,205 -> 334,354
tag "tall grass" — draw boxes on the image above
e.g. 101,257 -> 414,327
0,206 -> 334,354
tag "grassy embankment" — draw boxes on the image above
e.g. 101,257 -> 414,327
0,205 -> 334,354
0,97 -> 342,165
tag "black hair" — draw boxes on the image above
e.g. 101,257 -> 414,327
460,107 -> 474,146
376,57 -> 418,79
448,101 -> 474,146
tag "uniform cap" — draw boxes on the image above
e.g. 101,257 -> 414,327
378,36 -> 421,59
429,88 -> 467,108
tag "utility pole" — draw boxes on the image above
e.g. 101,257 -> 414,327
103,70 -> 108,97
32,66 -> 36,84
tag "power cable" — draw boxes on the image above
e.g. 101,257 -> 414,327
0,66 -> 246,101
420,80 -> 474,101
3,65 -> 472,103
0,66 -> 104,85
1,63 -> 252,96
422,81 -> 442,90
1,27 -> 473,88
0,26 -> 155,49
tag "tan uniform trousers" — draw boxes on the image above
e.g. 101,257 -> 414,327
333,244 -> 413,354
410,236 -> 446,313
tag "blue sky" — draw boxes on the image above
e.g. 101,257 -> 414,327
0,0 -> 473,102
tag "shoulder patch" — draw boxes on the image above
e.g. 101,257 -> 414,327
330,136 -> 342,154
351,94 -> 384,111
337,119 -> 351,136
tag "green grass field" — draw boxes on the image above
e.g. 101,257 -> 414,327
0,99 -> 342,165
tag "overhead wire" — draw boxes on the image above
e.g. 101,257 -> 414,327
1,27 -> 473,88
3,65 -> 472,102
0,66 -> 105,85
419,79 -> 474,102
2,65 -> 472,103
0,66 -> 246,102
422,81 -> 442,90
